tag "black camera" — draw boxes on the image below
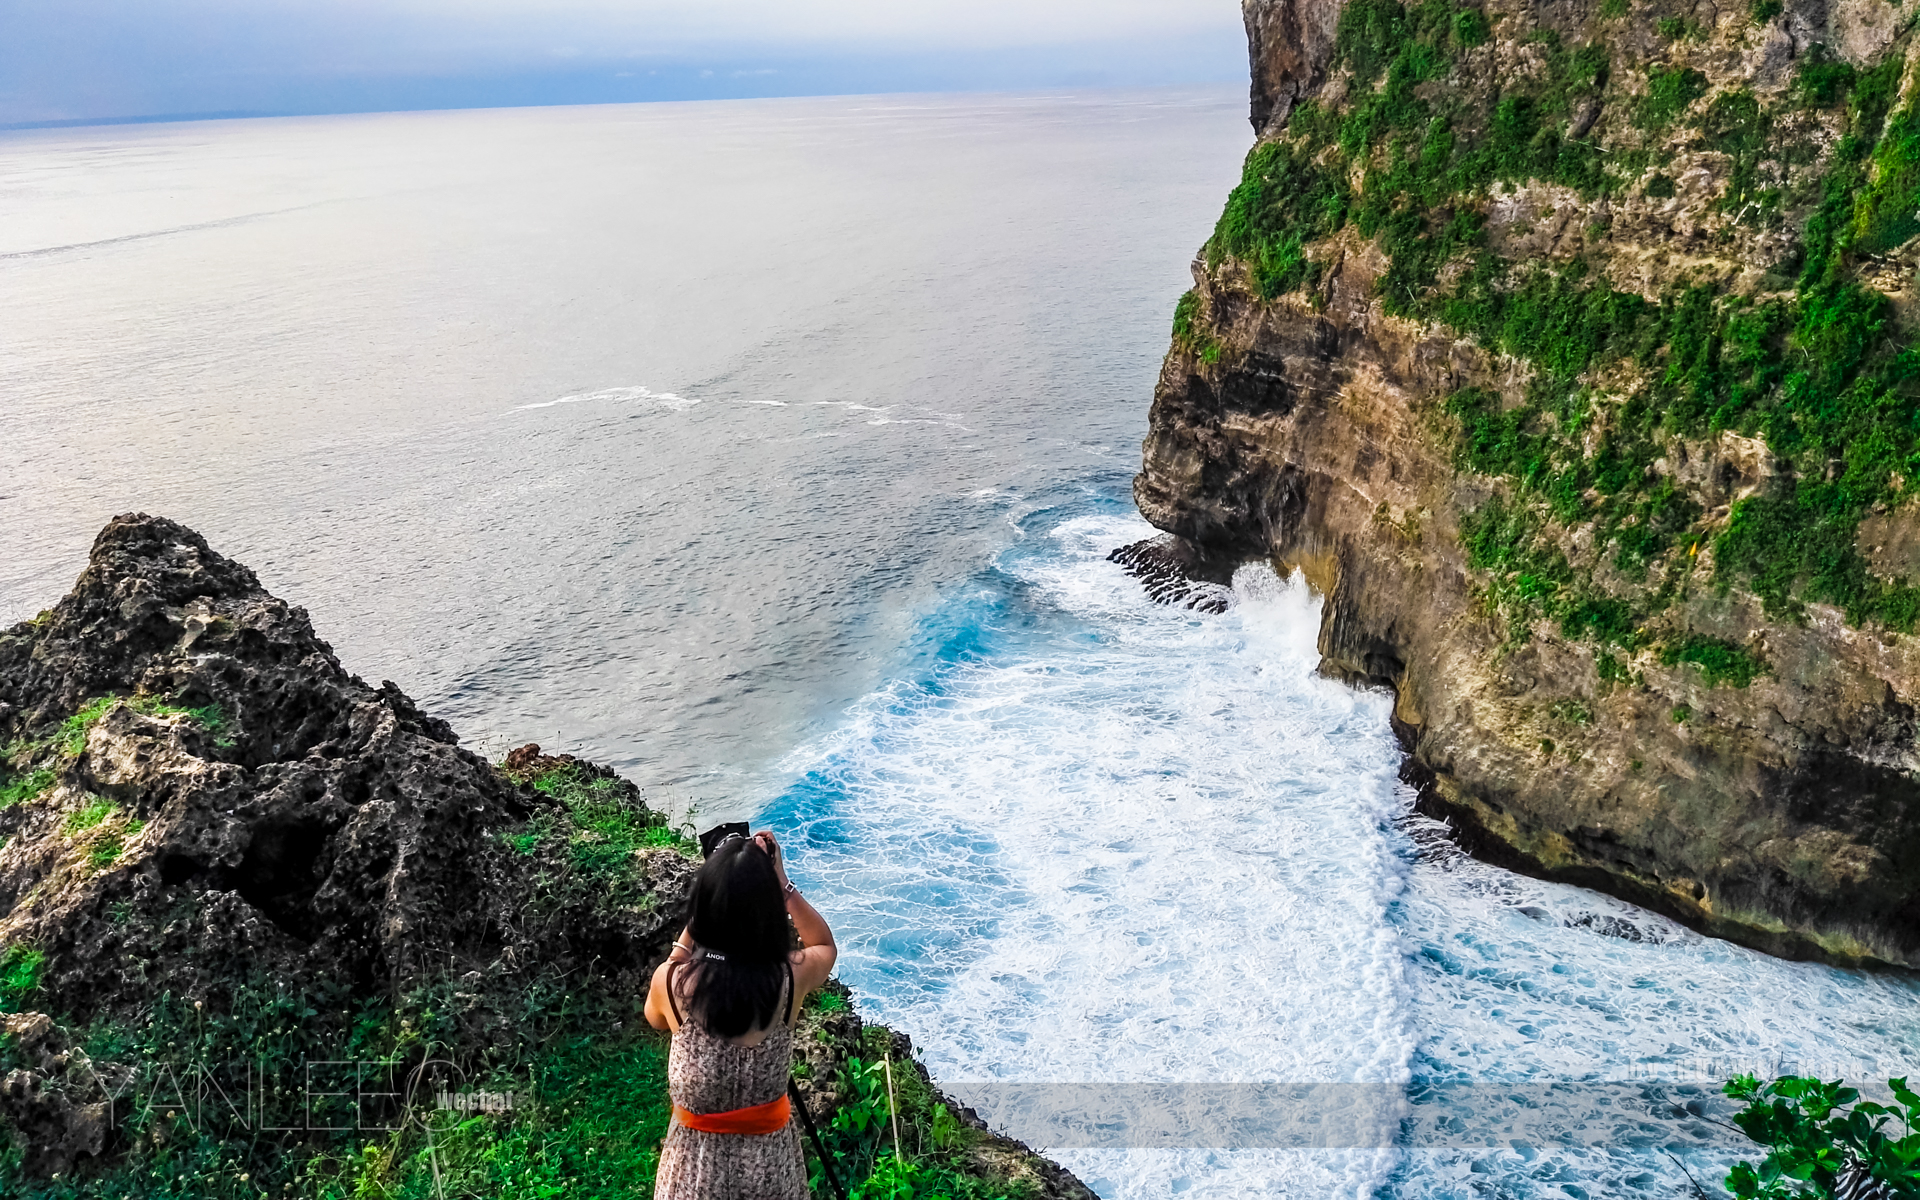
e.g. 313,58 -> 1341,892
698,821 -> 751,859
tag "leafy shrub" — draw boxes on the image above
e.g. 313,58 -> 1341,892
1658,635 -> 1766,686
1209,142 -> 1348,299
1640,65 -> 1710,128
1549,699 -> 1594,724
1724,1074 -> 1920,1198
1453,8 -> 1491,47
1171,291 -> 1225,363
809,1052 -> 1033,1200
1198,0 -> 1920,652
1796,47 -> 1857,108
1596,652 -> 1632,684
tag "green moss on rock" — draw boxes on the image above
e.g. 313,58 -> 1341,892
1202,0 -> 1920,646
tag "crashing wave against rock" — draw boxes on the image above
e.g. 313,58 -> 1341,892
1108,535 -> 1235,613
1133,0 -> 1920,968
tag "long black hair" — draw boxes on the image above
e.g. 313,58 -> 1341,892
685,837 -> 790,1038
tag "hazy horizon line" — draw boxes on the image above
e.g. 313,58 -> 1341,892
0,77 -> 1250,135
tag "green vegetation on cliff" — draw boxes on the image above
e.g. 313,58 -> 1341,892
1199,0 -> 1920,657
0,517 -> 1081,1200
511,761 -> 697,880
0,979 -> 1033,1200
808,1046 -> 1044,1200
0,970 -> 681,1199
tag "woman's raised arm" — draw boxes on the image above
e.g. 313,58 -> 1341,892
755,831 -> 837,1019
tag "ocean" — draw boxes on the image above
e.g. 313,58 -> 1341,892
4,89 -> 1916,1198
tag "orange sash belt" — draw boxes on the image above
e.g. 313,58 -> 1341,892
673,1094 -> 791,1135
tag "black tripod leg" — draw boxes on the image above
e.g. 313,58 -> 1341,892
789,1079 -> 849,1200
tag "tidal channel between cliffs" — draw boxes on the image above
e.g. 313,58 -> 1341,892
774,480 -> 1920,1200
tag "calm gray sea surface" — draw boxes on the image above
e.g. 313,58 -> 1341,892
0,89 -> 1249,804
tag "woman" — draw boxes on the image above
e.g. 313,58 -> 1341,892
646,830 -> 838,1200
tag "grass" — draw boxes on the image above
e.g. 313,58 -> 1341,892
295,1031 -> 676,1199
88,822 -> 142,869
0,693 -> 228,817
815,990 -> 852,1014
7,974 -> 635,1198
56,694 -> 233,757
59,796 -> 143,869
0,768 -> 55,809
0,947 -> 43,1013
62,796 -> 117,834
528,764 -> 696,876
0,968 -> 1028,1200
57,696 -> 120,755
500,763 -> 697,914
128,695 -> 233,746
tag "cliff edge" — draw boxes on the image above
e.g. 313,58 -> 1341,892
1133,0 -> 1920,965
0,515 -> 1091,1197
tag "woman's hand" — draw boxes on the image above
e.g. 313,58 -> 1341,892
754,830 -> 791,889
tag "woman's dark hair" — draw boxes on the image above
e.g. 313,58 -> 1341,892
685,837 -> 790,1038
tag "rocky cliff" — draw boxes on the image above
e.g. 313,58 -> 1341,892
0,515 -> 1090,1197
1130,0 -> 1920,965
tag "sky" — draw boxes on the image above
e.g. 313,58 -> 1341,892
1,0 -> 1250,127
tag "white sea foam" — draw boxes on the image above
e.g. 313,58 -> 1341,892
775,512 -> 1414,1197
812,401 -> 895,414
768,508 -> 1920,1199
512,385 -> 696,412
865,417 -> 975,431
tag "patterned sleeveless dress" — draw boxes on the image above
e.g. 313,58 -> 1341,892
653,959 -> 808,1200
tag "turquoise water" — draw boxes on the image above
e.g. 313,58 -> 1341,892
769,479 -> 1920,1199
